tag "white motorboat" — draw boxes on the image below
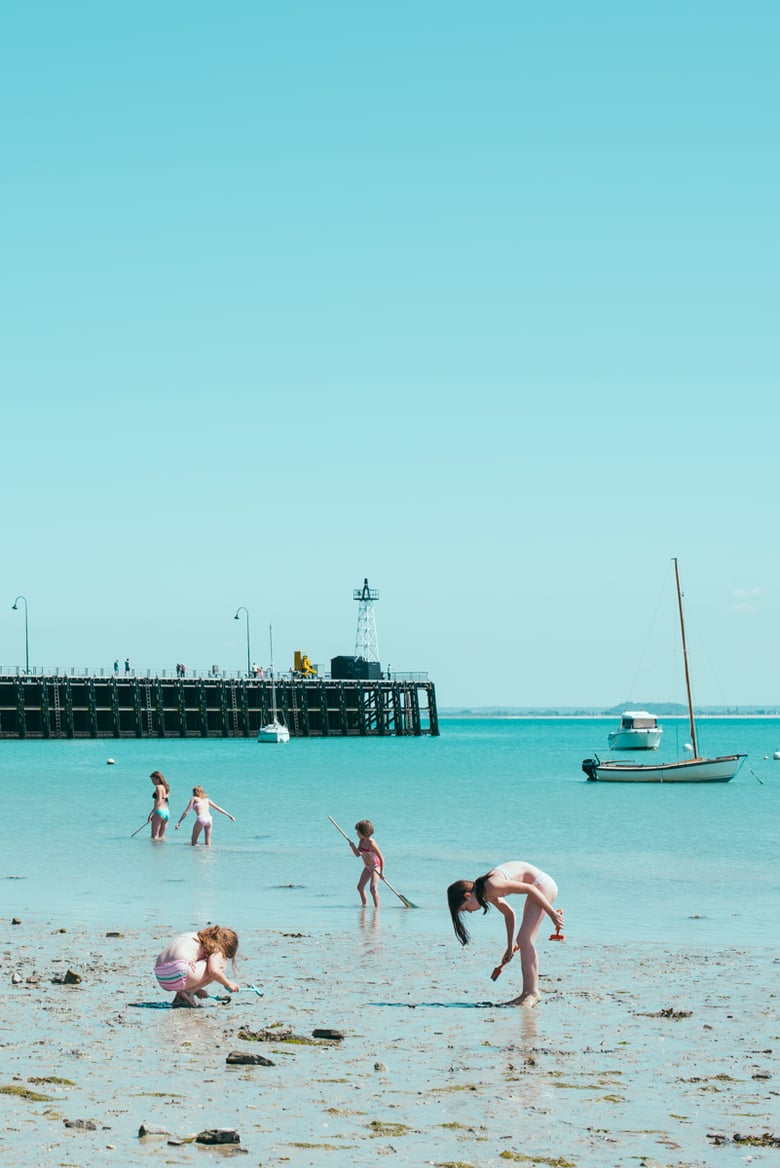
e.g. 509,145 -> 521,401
583,560 -> 746,784
257,625 -> 290,744
607,710 -> 663,750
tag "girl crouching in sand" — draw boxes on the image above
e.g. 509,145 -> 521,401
154,925 -> 239,1007
448,861 -> 563,1007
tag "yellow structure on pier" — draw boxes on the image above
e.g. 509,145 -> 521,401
294,651 -> 317,677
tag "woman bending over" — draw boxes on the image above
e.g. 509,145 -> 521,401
448,860 -> 563,1007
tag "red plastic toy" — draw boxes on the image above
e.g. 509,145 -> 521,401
490,942 -> 519,980
549,908 -> 565,942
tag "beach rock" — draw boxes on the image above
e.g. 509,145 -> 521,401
238,1025 -> 294,1042
138,1122 -> 170,1137
312,1028 -> 344,1041
12,917 -> 21,925
196,1128 -> 241,1144
226,1051 -> 275,1066
374,1061 -> 388,1072
11,972 -> 22,984
63,1118 -> 97,1130
52,969 -> 82,985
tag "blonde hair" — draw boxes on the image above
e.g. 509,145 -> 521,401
197,925 -> 238,961
192,786 -> 207,798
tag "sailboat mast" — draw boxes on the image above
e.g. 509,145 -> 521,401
269,624 -> 276,716
673,557 -> 698,759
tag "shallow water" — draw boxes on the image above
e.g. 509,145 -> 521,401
2,717 -> 779,947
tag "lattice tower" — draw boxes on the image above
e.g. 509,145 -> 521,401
353,577 -> 379,661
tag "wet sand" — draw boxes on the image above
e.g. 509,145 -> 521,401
1,920 -> 777,1166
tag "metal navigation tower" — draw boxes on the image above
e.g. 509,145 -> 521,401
353,577 -> 379,662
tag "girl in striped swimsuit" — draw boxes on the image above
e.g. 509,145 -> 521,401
154,925 -> 239,1007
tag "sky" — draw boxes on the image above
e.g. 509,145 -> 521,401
2,1 -> 778,708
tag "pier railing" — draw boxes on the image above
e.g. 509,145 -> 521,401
0,665 -> 429,682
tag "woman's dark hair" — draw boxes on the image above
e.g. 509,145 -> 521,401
150,770 -> 170,795
447,874 -> 492,946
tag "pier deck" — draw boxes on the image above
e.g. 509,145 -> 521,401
0,675 -> 439,739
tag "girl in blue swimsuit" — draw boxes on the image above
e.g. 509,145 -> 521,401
148,771 -> 170,840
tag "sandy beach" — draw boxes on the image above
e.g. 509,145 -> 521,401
1,919 -> 777,1167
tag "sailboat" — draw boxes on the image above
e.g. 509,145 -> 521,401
257,625 -> 290,744
582,560 -> 746,783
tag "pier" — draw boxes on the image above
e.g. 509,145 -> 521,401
0,674 -> 439,739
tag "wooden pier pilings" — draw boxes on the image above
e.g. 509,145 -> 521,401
0,675 -> 439,740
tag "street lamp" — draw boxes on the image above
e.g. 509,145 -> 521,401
234,607 -> 251,678
11,595 -> 29,673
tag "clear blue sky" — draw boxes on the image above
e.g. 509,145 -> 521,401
2,2 -> 778,708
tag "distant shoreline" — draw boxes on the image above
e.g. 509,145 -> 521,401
441,709 -> 780,719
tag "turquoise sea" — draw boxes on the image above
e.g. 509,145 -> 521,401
2,717 -> 779,948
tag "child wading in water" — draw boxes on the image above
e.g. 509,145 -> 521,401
176,786 -> 235,846
447,860 -> 563,1007
349,819 -> 384,907
154,925 -> 239,1007
147,770 -> 170,840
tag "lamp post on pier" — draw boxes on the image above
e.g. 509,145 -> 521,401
234,607 -> 251,678
11,595 -> 29,673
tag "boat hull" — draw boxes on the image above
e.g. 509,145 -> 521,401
257,720 -> 290,744
607,728 -> 663,750
582,754 -> 746,784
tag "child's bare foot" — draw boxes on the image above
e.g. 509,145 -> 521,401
195,989 -> 209,999
172,991 -> 199,1008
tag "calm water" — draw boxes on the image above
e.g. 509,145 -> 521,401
2,717 -> 778,947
